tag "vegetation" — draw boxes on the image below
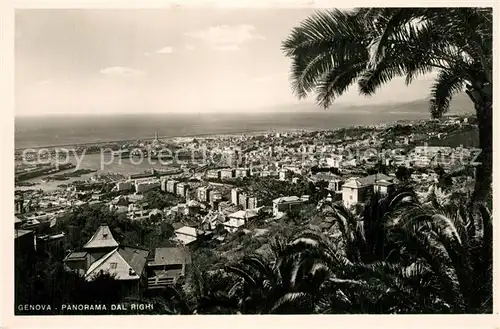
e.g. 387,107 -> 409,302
17,183 -> 492,314
143,190 -> 181,210
282,8 -> 492,201
56,204 -> 175,250
231,176 -> 319,205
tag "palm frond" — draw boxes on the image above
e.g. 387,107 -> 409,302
429,67 -> 466,118
282,9 -> 369,101
269,292 -> 312,314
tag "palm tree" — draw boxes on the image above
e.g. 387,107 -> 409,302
290,191 -> 492,313
225,237 -> 322,314
163,264 -> 240,314
317,185 -> 418,263
282,8 -> 492,201
386,201 -> 492,313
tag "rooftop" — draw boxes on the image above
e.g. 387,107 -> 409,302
344,173 -> 394,188
175,226 -> 197,236
83,225 -> 119,249
118,246 -> 150,276
14,229 -> 33,239
64,251 -> 89,261
149,247 -> 192,266
273,196 -> 302,204
228,209 -> 258,219
85,246 -> 148,281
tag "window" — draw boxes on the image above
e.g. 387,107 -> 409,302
103,233 -> 108,239
349,195 -> 353,200
110,262 -> 117,269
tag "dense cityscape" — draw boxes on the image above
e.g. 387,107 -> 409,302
15,113 -> 488,314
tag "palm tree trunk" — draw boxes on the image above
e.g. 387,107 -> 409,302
466,81 -> 492,202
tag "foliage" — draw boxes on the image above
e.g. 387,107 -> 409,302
144,190 -> 179,210
395,166 -> 413,182
56,204 -> 175,250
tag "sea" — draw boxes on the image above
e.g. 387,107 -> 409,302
15,112 -> 432,149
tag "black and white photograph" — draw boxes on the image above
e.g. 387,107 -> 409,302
10,2 -> 494,319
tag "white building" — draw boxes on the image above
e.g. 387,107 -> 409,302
223,209 -> 258,233
231,188 -> 241,205
342,174 -> 394,209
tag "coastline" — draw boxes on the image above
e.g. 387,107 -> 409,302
14,111 -> 442,151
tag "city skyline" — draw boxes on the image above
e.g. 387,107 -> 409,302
16,8 -> 438,116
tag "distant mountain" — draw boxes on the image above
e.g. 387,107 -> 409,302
275,92 -> 475,115
331,92 -> 474,115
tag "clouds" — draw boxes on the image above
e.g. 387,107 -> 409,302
184,24 -> 265,51
99,66 -> 146,78
155,46 -> 174,54
144,45 -> 174,57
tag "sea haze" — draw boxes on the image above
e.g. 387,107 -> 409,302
15,111 -> 436,149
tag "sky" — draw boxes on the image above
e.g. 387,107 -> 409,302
15,8 -> 438,116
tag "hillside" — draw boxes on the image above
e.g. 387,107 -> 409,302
334,92 -> 474,115
278,92 -> 475,115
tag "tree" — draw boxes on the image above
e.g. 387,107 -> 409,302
282,8 -> 492,201
144,190 -> 177,210
387,201 -> 492,313
225,239 -> 317,314
316,186 -> 418,263
287,191 -> 492,313
395,166 -> 412,182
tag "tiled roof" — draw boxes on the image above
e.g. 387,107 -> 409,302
83,225 -> 119,249
344,174 -> 394,188
118,247 -> 149,276
149,247 -> 192,266
85,246 -> 148,281
343,179 -> 363,188
175,226 -> 197,236
228,209 -> 258,219
273,196 -> 301,204
14,229 -> 33,239
64,251 -> 88,261
358,173 -> 393,186
375,180 -> 394,187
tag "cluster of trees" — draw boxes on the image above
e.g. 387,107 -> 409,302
143,190 -> 181,210
56,204 -> 175,251
232,176 -> 327,206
